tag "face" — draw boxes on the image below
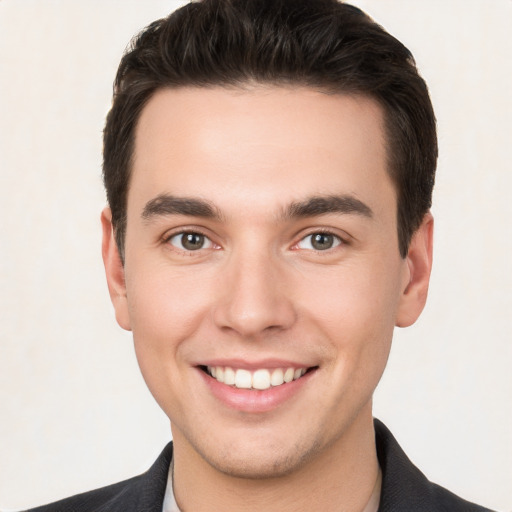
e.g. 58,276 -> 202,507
103,86 -> 432,479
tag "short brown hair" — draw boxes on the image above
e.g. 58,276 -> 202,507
103,0 -> 437,259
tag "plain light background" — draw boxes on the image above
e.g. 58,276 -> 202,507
0,1 -> 510,510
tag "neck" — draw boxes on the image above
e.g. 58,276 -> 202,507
171,407 -> 380,512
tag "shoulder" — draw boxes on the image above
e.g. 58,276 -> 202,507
23,475 -> 142,512
428,481 -> 494,512
374,419 -> 495,512
22,442 -> 173,512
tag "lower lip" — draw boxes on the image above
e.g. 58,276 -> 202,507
198,368 -> 315,413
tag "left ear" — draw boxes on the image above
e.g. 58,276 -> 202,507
396,212 -> 434,328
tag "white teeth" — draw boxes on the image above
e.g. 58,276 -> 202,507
206,365 -> 308,389
270,368 -> 284,386
252,369 -> 271,390
224,367 -> 235,385
284,367 -> 294,383
235,369 -> 252,389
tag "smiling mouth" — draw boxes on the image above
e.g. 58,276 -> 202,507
200,365 -> 316,390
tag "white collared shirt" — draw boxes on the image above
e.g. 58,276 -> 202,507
162,462 -> 181,512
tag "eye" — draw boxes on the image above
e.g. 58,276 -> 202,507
168,231 -> 214,251
296,232 -> 342,251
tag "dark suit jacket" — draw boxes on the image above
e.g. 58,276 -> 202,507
23,419 -> 495,511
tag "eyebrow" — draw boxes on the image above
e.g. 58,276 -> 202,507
284,195 -> 373,219
141,194 -> 222,221
141,193 -> 373,222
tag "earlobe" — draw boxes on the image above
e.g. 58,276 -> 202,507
395,213 -> 434,328
101,207 -> 132,331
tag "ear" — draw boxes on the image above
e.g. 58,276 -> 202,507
101,207 -> 131,331
396,212 -> 434,328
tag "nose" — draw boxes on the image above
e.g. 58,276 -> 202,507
212,250 -> 296,338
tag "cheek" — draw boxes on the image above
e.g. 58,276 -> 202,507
124,266 -> 214,382
126,265 -> 210,333
124,268 -> 214,416
298,258 -> 402,380
300,260 -> 402,332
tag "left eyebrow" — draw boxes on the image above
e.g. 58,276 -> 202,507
283,195 -> 373,219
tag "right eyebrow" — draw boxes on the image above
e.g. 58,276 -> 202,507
283,194 -> 373,220
141,194 -> 223,221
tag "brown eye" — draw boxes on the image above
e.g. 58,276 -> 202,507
168,232 -> 212,251
297,232 -> 342,251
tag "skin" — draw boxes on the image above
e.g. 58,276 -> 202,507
102,86 -> 433,511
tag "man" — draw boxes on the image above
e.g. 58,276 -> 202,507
26,0 -> 495,511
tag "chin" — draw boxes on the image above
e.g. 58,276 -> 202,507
195,433 -> 324,480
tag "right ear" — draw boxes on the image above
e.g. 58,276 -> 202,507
101,207 -> 131,331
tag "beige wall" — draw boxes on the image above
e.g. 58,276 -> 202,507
0,1 -> 510,510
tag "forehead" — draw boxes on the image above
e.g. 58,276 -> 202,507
129,86 -> 394,217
